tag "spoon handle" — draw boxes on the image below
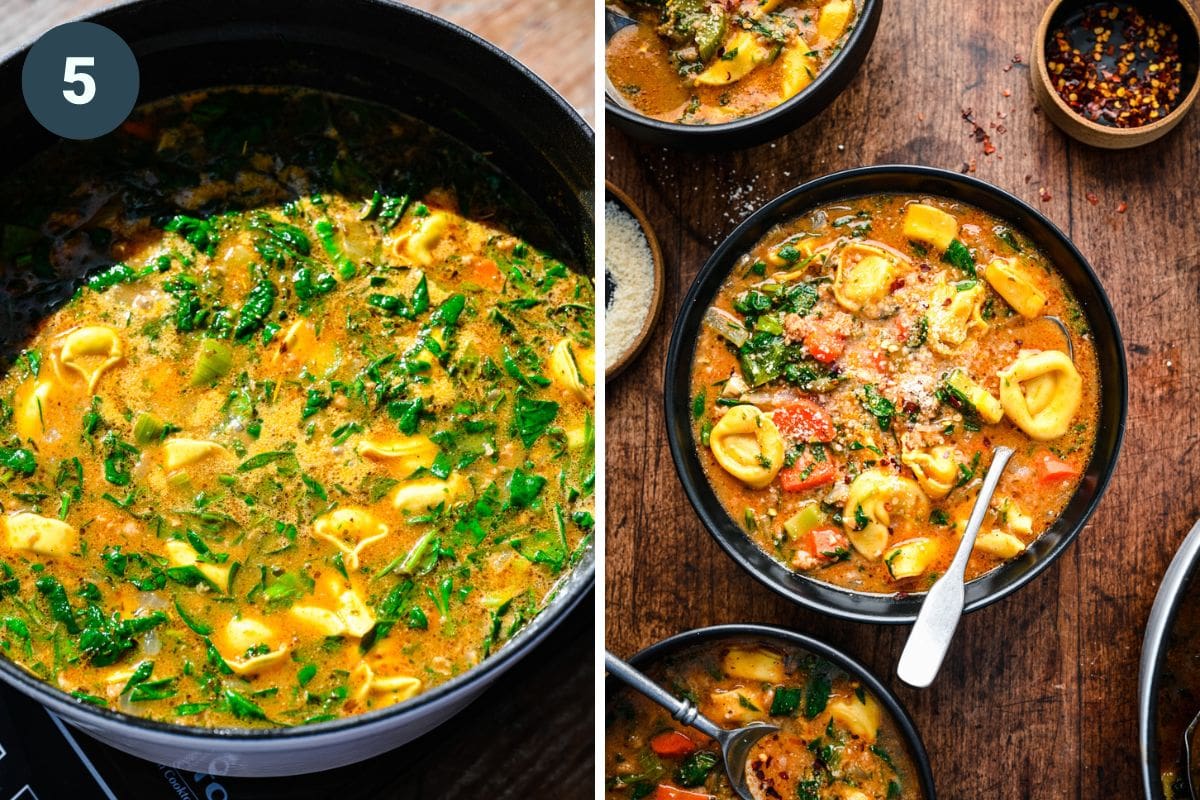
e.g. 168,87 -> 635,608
896,446 -> 1015,688
605,651 -> 724,740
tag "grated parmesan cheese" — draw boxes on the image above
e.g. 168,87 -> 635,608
605,200 -> 655,371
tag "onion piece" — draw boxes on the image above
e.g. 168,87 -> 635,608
704,307 -> 750,347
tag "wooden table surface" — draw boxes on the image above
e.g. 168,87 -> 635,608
0,1 -> 594,796
605,2 -> 1200,797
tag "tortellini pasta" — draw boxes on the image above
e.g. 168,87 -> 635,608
548,338 -> 594,405
219,616 -> 289,676
390,474 -> 470,513
828,692 -> 882,743
901,445 -> 959,500
842,469 -> 931,560
349,661 -> 422,706
707,688 -> 768,724
884,537 -> 939,580
311,507 -> 390,570
944,368 -> 1004,425
394,211 -> 449,266
357,433 -> 438,474
983,257 -> 1047,319
708,405 -> 785,489
4,512 -> 78,557
816,0 -> 855,41
779,42 -> 816,101
165,539 -> 233,592
13,379 -> 54,444
58,326 -> 124,392
998,349 -> 1082,441
694,31 -> 771,86
927,279 -> 987,355
901,203 -> 958,251
162,438 -> 230,472
833,241 -> 909,315
974,530 -> 1026,559
722,647 -> 786,683
292,578 -> 376,639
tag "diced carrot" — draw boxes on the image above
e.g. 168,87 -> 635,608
1037,451 -> 1080,483
120,119 -> 156,141
804,327 -> 844,365
653,786 -> 713,800
772,400 -> 835,442
649,730 -> 696,758
870,349 -> 891,374
809,527 -> 848,558
469,257 -> 504,291
779,455 -> 838,492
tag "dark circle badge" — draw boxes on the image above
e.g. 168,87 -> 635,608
21,22 -> 139,140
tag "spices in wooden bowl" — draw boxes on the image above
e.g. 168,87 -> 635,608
1032,0 -> 1200,148
1047,3 -> 1183,127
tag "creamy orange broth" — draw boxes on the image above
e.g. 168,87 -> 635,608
605,638 -> 922,799
0,89 -> 595,726
690,194 -> 1098,593
606,0 -> 857,124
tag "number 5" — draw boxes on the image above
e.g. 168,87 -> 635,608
62,56 -> 96,105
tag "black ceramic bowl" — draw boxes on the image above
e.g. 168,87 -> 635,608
664,165 -> 1126,624
0,0 -> 593,776
605,624 -> 938,797
1139,518 -> 1200,799
605,0 -> 882,151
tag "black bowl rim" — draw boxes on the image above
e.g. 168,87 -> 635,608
0,0 -> 595,742
664,164 -> 1128,624
607,623 -> 938,798
604,0 -> 882,140
1138,519 -> 1200,799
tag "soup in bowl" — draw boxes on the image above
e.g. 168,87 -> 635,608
665,166 -> 1125,622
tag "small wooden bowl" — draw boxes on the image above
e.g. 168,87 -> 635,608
1031,0 -> 1200,149
604,181 -> 665,381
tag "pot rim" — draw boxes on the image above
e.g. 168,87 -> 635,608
0,0 -> 595,743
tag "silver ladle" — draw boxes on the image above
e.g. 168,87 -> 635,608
1185,708 -> 1200,799
605,650 -> 778,800
897,446 -> 1015,688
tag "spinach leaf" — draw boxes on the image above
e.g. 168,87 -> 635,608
233,279 -> 277,340
675,751 -> 718,787
164,215 -> 219,257
942,238 -> 976,277
769,685 -> 803,716
507,467 -> 547,508
859,384 -> 895,431
0,446 -> 36,476
512,395 -> 559,448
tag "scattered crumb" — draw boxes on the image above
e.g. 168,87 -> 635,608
1039,187 -> 1053,201
1086,192 -> 1099,205
1117,201 -> 1128,213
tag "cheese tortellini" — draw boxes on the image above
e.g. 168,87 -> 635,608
884,537 -> 939,580
828,692 -> 882,743
902,203 -> 958,251
3,512 -> 78,557
548,338 -> 594,405
58,326 -> 124,392
393,210 -> 449,266
695,31 -> 770,86
842,469 -> 931,560
998,349 -> 1082,440
311,508 -> 390,570
927,279 -> 987,355
219,616 -> 290,676
709,405 -> 785,489
983,257 -> 1046,319
832,241 -> 910,315
901,445 -> 959,500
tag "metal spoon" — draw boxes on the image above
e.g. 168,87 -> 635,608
1044,315 -> 1074,360
1185,708 -> 1200,799
605,651 -> 778,800
896,446 -> 1015,688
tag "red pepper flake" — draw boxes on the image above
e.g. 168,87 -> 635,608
1002,88 -> 1012,97
1013,54 -> 1024,63
1040,186 -> 1053,202
1045,2 -> 1183,128
1086,191 -> 1100,205
1117,200 -> 1128,213
961,108 -> 997,156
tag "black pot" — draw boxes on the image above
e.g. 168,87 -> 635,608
605,623 -> 938,798
0,0 -> 593,776
1139,519 -> 1200,799
664,165 -> 1127,623
605,0 -> 882,151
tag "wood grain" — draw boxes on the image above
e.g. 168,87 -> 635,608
605,1 -> 1200,797
0,1 -> 594,795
